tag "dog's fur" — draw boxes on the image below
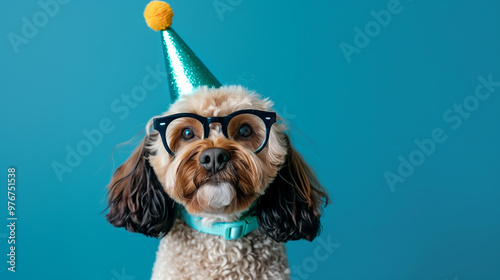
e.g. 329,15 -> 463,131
106,86 -> 329,279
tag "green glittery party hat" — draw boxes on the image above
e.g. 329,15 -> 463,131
144,1 -> 221,102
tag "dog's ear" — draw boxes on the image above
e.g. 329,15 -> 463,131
257,135 -> 330,242
105,135 -> 176,237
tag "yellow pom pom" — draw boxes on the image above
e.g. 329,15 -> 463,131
144,1 -> 174,31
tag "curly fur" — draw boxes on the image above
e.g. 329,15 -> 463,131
105,86 -> 329,279
151,218 -> 291,280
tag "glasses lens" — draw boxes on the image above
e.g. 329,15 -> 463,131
165,117 -> 204,153
228,114 -> 267,152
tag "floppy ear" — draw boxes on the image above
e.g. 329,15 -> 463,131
105,134 -> 176,237
256,135 -> 330,242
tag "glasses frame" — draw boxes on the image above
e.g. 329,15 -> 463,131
153,109 -> 277,156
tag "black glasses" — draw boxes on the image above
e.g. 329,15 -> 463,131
153,109 -> 277,156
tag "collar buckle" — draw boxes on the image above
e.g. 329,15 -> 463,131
222,214 -> 257,240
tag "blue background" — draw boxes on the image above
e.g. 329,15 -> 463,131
1,0 -> 499,279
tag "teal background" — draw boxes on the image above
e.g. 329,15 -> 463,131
1,0 -> 499,279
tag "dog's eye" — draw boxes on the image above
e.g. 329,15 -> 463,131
238,124 -> 253,138
181,128 -> 195,140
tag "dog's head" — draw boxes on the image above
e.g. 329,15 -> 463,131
106,86 -> 329,242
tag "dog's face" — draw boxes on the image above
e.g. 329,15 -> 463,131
106,86 -> 329,242
148,86 -> 287,217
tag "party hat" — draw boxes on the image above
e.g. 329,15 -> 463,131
144,1 -> 221,102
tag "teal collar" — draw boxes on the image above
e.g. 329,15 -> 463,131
178,206 -> 259,240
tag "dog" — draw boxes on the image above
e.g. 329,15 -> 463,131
106,85 -> 329,279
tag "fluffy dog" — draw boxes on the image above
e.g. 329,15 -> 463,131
106,85 -> 329,279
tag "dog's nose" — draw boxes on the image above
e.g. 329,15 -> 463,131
200,148 -> 231,173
